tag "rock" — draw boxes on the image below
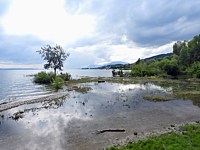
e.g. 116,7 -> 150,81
170,124 -> 175,127
10,111 -> 24,120
0,114 -> 4,118
134,132 -> 138,135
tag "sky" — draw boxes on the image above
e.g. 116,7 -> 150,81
0,0 -> 200,69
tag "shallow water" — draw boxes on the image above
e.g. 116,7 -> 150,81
0,70 -> 51,103
0,69 -> 112,103
0,82 -> 200,150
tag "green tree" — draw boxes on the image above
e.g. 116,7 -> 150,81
131,60 -> 146,77
188,35 -> 200,63
173,41 -> 187,56
191,62 -> 200,78
179,47 -> 190,67
37,45 -> 70,75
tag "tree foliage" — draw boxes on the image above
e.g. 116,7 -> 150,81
130,34 -> 200,78
37,45 -> 70,75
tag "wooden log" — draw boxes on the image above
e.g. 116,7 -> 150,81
96,129 -> 125,134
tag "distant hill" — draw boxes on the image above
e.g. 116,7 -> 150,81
82,61 -> 128,69
83,64 -> 102,69
144,53 -> 173,61
104,61 -> 127,66
82,53 -> 173,70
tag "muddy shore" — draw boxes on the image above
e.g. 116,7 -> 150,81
62,104 -> 200,150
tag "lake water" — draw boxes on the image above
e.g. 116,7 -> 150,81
0,69 -> 112,103
0,70 -> 200,149
0,81 -> 200,150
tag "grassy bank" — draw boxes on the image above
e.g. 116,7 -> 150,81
107,124 -> 200,150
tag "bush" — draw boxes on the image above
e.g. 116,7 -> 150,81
164,64 -> 180,76
191,62 -> 200,78
52,76 -> 64,90
196,70 -> 200,78
34,71 -> 54,84
59,72 -> 72,81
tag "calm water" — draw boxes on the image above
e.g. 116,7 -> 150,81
0,69 -> 112,103
0,70 -> 200,150
0,81 -> 200,150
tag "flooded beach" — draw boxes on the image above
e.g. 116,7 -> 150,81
0,78 -> 200,150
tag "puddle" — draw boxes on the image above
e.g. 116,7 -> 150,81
0,82 -> 200,150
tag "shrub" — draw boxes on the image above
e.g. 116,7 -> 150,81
164,64 -> 180,76
59,72 -> 72,81
34,71 -> 54,84
52,76 -> 64,90
196,70 -> 200,78
191,62 -> 200,78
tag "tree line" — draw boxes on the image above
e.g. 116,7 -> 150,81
131,34 -> 200,78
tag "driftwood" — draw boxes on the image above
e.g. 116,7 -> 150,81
98,80 -> 105,83
96,129 -> 125,134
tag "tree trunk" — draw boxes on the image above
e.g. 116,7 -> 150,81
54,68 -> 56,76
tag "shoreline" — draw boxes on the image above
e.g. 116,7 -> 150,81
0,92 -> 68,112
0,77 -> 200,149
110,120 -> 200,148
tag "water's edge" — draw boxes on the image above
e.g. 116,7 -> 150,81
0,92 -> 68,112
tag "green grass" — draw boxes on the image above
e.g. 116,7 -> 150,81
66,77 -> 97,85
73,86 -> 92,93
107,124 -> 200,150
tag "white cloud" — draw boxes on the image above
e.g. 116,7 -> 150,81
2,0 -> 96,45
66,41 -> 173,68
1,0 -> 200,68
141,42 -> 174,58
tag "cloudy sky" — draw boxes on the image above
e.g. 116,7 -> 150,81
0,0 -> 200,68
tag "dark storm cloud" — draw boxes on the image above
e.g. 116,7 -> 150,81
65,0 -> 200,46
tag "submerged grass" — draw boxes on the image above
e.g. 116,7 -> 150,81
174,90 -> 200,107
66,77 -> 200,107
143,94 -> 174,102
66,77 -> 98,85
66,77 -> 200,86
107,124 -> 200,150
74,86 -> 92,93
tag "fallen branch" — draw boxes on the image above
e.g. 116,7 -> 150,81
96,129 -> 125,134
